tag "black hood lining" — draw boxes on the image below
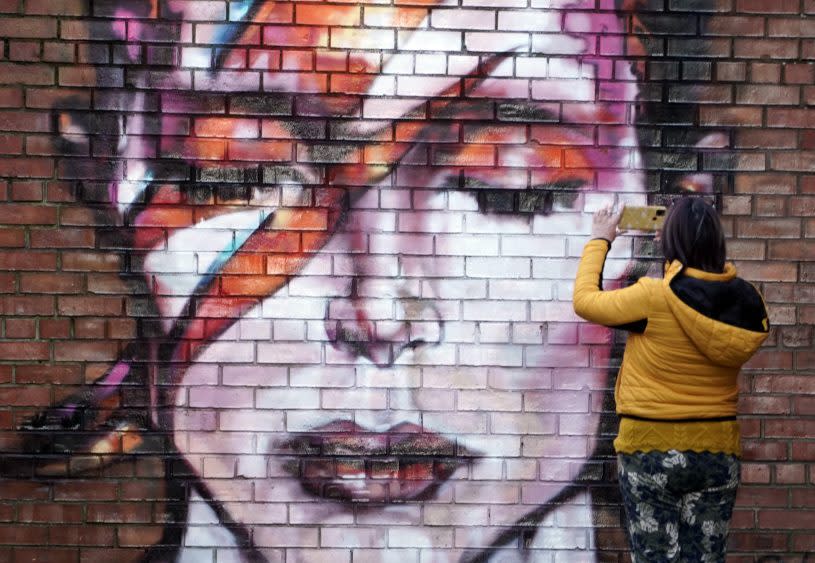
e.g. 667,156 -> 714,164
669,273 -> 768,333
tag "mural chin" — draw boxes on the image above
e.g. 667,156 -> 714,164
170,285 -> 608,558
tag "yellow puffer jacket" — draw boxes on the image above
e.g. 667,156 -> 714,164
573,238 -> 769,456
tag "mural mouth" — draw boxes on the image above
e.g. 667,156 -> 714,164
282,420 -> 476,503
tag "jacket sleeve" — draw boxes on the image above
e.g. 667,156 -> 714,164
573,238 -> 652,328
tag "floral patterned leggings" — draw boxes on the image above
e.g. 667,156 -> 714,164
617,450 -> 741,563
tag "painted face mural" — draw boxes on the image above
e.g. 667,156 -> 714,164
97,0 -> 656,560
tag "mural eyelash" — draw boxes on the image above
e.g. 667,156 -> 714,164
441,174 -> 584,216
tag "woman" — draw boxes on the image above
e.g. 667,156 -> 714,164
573,197 -> 770,562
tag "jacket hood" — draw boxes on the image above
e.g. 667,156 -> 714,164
663,261 -> 769,368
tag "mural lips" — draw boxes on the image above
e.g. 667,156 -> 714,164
282,420 -> 475,502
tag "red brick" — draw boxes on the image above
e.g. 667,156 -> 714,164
0,17 -> 56,38
0,525 -> 42,546
0,86 -> 23,107
741,439 -> 788,461
792,442 -> 815,461
42,41 -> 75,63
53,341 -> 118,361
25,89 -> 91,112
9,180 -> 44,201
779,324 -> 812,347
76,548 -> 146,563
765,419 -> 815,438
0,295 -> 54,315
15,364 -> 82,385
700,106 -> 762,127
705,15 -> 765,36
743,349 -> 793,369
794,396 -> 815,416
0,386 -> 51,407
57,296 -> 124,316
8,40 -> 40,62
772,152 -> 815,173
794,350 -> 815,370
46,181 -> 76,203
38,318 -> 71,338
768,17 -> 815,37
0,341 -> 49,361
726,240 -> 765,260
775,463 -> 806,484
0,136 -> 20,159
736,218 -> 801,239
759,510 -> 815,529
803,130 -> 815,150
767,304 -> 795,325
25,0 -> 87,15
0,63 -> 54,85
804,85 -> 815,106
785,63 -> 815,84
29,228 -> 95,249
789,197 -> 815,216
741,463 -> 771,484
739,396 -> 791,415
0,273 -> 15,293
58,66 -> 123,88
117,525 -> 169,547
754,196 -> 787,217
735,39 -> 799,60
768,241 -> 815,260
61,252 -> 122,272
735,486 -> 789,507
734,173 -> 796,195
767,108 -> 815,128
734,129 -> 797,149
737,0 -> 800,12
0,157 -> 53,178
46,525 -> 116,547
85,503 -> 152,524
0,204 -> 57,225
0,228 -> 24,247
729,531 -> 789,553
4,318 -> 36,338
17,502 -> 84,523
20,273 -> 83,294
737,84 -> 799,105
716,61 -> 746,81
74,318 -> 106,339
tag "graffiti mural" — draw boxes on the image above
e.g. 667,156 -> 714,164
1,0 -> 812,561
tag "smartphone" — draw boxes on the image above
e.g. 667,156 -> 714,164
618,205 -> 667,231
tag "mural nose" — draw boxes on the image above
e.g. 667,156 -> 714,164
326,294 -> 441,368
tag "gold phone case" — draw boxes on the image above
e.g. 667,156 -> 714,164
618,205 -> 667,231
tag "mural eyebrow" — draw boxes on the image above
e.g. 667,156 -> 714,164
404,52 -> 521,147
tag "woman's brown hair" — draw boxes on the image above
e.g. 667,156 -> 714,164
661,196 -> 726,273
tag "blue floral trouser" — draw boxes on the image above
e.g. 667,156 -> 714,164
617,450 -> 740,563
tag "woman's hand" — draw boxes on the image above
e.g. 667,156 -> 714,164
591,204 -> 623,242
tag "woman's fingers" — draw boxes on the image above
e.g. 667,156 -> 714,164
591,204 -> 623,241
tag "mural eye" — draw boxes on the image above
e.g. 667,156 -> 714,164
445,173 -> 585,217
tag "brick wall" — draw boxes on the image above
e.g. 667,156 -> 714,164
0,0 -> 813,561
